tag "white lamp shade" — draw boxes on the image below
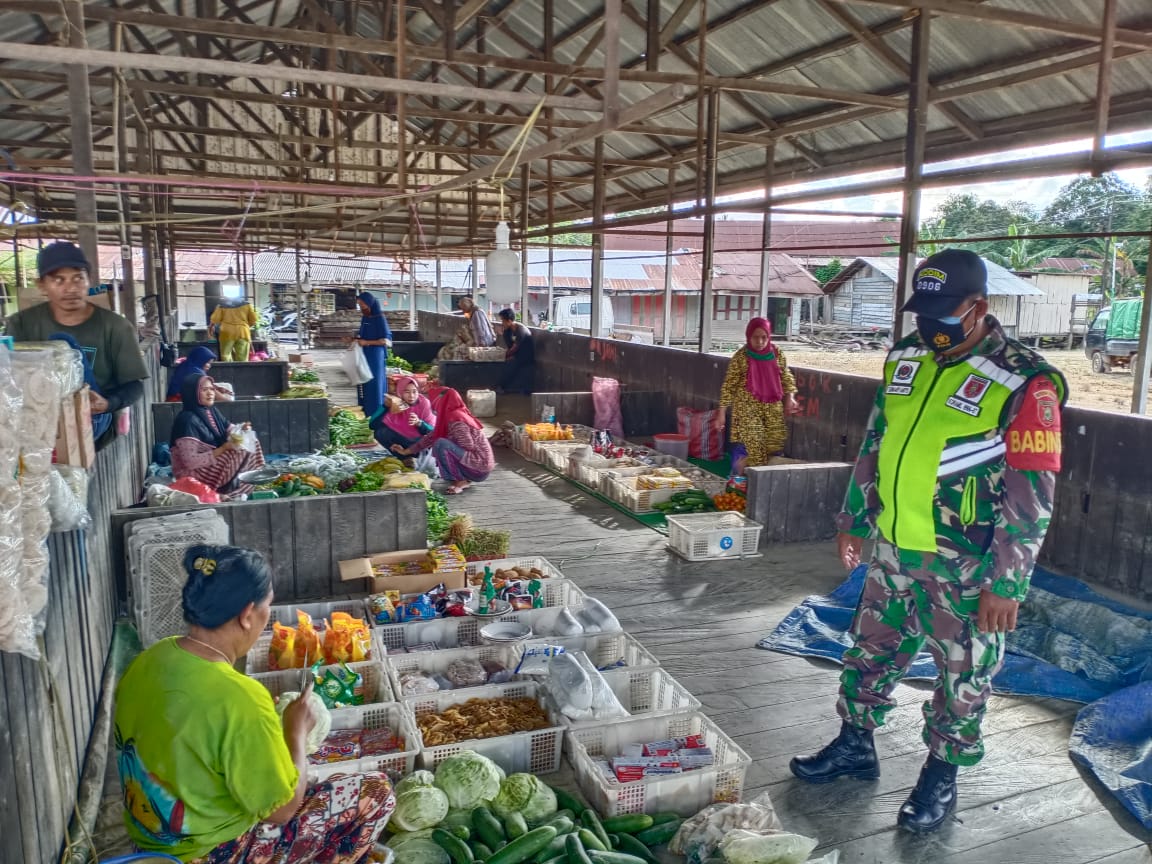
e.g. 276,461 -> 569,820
485,248 -> 521,305
221,275 -> 242,299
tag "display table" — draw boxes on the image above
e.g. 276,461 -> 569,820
152,397 -> 329,454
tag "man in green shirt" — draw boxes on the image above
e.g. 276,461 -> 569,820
5,242 -> 149,440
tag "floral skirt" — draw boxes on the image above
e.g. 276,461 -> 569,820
192,773 -> 395,864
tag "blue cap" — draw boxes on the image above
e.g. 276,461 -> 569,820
37,241 -> 90,278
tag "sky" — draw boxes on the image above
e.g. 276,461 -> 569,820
713,129 -> 1152,223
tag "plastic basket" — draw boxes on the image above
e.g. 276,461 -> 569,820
408,681 -> 565,775
567,712 -> 751,817
574,666 -> 699,728
603,476 -> 692,514
531,439 -> 586,466
245,629 -> 388,675
250,660 -> 393,704
516,631 -> 660,673
665,512 -> 763,560
267,600 -> 370,629
375,581 -> 589,650
310,702 -> 421,783
464,556 -> 566,586
386,643 -> 520,700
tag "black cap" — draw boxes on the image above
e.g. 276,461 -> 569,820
498,309 -> 516,321
37,241 -> 90,278
899,249 -> 987,318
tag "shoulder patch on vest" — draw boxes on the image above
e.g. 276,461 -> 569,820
1006,376 -> 1063,471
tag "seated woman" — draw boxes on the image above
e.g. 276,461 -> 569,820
372,375 -> 436,453
436,295 -> 496,361
114,544 -> 396,863
170,373 -> 265,497
166,346 -> 234,402
393,388 -> 494,494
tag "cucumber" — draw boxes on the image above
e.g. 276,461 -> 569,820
451,825 -> 473,841
433,828 -> 476,864
542,817 -> 575,837
539,856 -> 568,864
600,815 -> 653,835
579,811 -> 611,851
472,806 -> 506,850
550,787 -> 588,816
505,812 -> 529,840
547,810 -> 576,826
486,827 -> 559,864
608,835 -> 620,849
534,834 -> 571,864
470,842 -> 494,861
633,821 -> 681,847
613,834 -> 659,864
647,813 -> 680,827
587,852 -> 649,864
565,833 -> 593,864
576,830 -> 607,853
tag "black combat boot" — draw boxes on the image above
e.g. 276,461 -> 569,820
789,721 -> 880,783
896,754 -> 958,834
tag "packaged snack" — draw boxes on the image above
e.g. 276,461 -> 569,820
317,663 -> 363,709
324,612 -> 371,664
269,620 -> 296,671
369,594 -> 397,625
444,657 -> 488,689
405,642 -> 440,653
309,730 -> 362,764
294,610 -> 321,668
360,726 -> 402,756
400,671 -> 440,696
509,594 -> 533,611
399,594 -> 438,622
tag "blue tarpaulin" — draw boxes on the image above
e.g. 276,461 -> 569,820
758,565 -> 1152,828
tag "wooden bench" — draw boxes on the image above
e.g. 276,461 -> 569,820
152,397 -> 330,454
746,460 -> 854,544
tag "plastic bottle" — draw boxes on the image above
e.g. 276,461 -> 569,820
480,566 -> 495,614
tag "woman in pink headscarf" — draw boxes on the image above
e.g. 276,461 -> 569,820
372,376 -> 436,454
719,317 -> 800,472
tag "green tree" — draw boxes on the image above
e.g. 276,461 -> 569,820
983,224 -> 1059,271
920,193 -> 1037,257
1041,174 -> 1145,237
813,258 -> 844,286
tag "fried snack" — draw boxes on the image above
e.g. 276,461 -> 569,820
416,696 -> 552,746
269,621 -> 296,671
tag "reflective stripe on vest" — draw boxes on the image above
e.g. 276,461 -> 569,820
876,350 -> 1028,552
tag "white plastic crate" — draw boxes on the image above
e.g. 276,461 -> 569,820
565,666 -> 699,729
568,712 -> 751,817
245,629 -> 388,675
464,556 -> 566,585
467,389 -> 498,418
603,476 -> 693,514
375,580 -> 588,650
310,702 -> 421,783
267,600 -> 370,629
534,440 -> 587,468
408,681 -> 564,775
250,659 -> 394,704
516,631 -> 659,674
386,643 -> 520,699
665,512 -> 763,560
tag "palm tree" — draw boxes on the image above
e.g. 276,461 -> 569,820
984,224 -> 1059,271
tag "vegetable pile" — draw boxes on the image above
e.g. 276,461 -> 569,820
289,368 -> 321,383
390,355 -> 414,372
653,491 -> 716,515
385,753 -> 686,864
711,492 -> 746,513
330,409 -> 376,446
427,490 -> 454,543
280,385 -> 327,399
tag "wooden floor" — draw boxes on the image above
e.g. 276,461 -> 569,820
91,354 -> 1152,862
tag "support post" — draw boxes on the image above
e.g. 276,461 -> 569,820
758,142 -> 776,319
590,137 -> 606,338
66,0 -> 100,285
1131,215 -> 1152,414
699,89 -> 719,353
409,255 -> 417,329
662,165 -> 676,346
603,0 -> 621,124
520,162 -> 531,318
1092,0 -> 1117,173
646,0 -> 660,72
435,255 -> 442,313
893,10 -> 930,341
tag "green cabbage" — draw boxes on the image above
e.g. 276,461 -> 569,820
490,773 -> 558,823
392,785 -> 451,832
395,770 -> 436,796
274,690 -> 332,754
389,836 -> 450,864
433,751 -> 503,810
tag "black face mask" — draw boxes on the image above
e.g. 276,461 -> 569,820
917,304 -> 977,354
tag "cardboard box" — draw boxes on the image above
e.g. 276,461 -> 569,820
289,352 -> 313,365
74,386 -> 96,467
338,548 -> 466,596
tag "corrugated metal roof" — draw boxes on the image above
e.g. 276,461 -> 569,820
825,255 -> 1043,296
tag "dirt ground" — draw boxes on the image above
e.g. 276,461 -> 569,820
780,344 -> 1151,416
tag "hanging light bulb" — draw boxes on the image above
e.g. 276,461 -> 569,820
484,221 -> 521,305
221,266 -> 242,299
301,273 -> 313,293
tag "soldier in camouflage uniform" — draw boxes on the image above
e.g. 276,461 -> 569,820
790,249 -> 1067,834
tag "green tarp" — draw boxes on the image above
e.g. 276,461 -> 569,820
1105,297 -> 1143,341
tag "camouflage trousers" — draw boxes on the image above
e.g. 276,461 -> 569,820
837,539 -> 1006,766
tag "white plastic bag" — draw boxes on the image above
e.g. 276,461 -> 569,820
342,343 -> 374,385
47,466 -> 92,532
229,424 -> 258,454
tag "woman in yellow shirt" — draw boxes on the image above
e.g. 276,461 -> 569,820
114,545 -> 395,863
210,299 -> 258,362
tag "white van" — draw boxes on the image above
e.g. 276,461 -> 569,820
550,294 -> 615,336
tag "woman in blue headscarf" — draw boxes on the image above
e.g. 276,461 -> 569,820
165,345 -> 224,401
353,291 -> 392,423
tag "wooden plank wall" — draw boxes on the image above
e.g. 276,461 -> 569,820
205,360 -> 289,396
747,462 -> 855,544
530,391 -> 667,437
420,312 -> 1152,598
110,489 -> 428,603
0,341 -> 164,864
152,398 -> 330,454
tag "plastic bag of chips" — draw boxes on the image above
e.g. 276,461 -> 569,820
269,620 -> 296,671
323,612 -> 371,664
294,610 -> 321,668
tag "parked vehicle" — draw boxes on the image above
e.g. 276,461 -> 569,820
1084,298 -> 1142,373
550,294 -> 614,335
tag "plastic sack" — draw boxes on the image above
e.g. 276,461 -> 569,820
671,792 -> 782,864
719,830 -> 818,864
229,424 -> 259,454
445,657 -> 488,689
342,343 -> 375,385
145,481 -> 201,508
170,477 -> 221,504
549,651 -> 629,722
592,377 -> 624,437
677,406 -> 726,461
47,466 -> 92,532
0,347 -> 35,658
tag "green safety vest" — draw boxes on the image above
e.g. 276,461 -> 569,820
875,341 -> 1060,553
